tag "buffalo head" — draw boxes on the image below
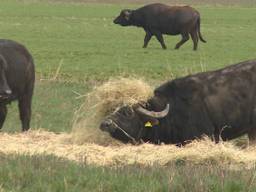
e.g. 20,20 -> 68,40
100,96 -> 170,144
113,9 -> 133,26
0,55 -> 12,100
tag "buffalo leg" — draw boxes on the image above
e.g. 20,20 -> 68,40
175,33 -> 189,49
190,31 -> 198,51
0,105 -> 7,129
248,129 -> 256,145
18,95 -> 32,131
154,32 -> 166,49
213,128 -> 221,143
143,31 -> 152,48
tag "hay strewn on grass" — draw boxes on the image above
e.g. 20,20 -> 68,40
0,130 -> 256,168
1,77 -> 254,168
72,77 -> 153,145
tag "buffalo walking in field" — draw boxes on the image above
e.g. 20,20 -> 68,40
0,39 -> 35,131
101,60 -> 256,145
113,3 -> 206,50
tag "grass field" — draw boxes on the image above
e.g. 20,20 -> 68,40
0,0 -> 256,132
0,0 -> 256,191
1,0 -> 256,132
1,154 -> 256,192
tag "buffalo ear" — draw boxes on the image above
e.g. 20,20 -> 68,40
143,117 -> 159,128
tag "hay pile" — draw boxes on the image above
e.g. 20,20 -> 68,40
72,77 -> 153,145
0,130 -> 256,168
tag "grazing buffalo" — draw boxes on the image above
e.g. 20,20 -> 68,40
100,60 -> 256,145
113,3 -> 206,50
0,39 -> 35,131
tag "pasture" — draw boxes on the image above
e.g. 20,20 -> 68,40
0,0 -> 256,191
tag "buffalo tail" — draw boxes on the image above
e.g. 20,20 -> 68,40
197,17 -> 207,43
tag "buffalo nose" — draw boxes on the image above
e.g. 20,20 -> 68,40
5,89 -> 12,95
100,119 -> 114,132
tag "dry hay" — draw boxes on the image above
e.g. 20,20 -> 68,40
71,77 -> 153,145
1,130 -> 256,168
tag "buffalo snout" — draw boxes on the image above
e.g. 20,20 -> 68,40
113,16 -> 122,25
113,14 -> 130,26
113,18 -> 118,24
100,119 -> 116,133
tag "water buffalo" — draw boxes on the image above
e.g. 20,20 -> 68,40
113,3 -> 206,50
0,39 -> 35,131
100,60 -> 256,145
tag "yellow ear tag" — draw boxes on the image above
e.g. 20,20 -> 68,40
144,121 -> 152,128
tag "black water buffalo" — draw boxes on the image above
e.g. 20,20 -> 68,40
0,39 -> 35,131
100,60 -> 256,145
113,3 -> 206,50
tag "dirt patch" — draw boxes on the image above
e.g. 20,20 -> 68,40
0,130 -> 256,168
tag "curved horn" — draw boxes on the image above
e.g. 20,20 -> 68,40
124,10 -> 131,20
136,104 -> 169,118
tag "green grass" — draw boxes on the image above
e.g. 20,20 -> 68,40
1,1 -> 256,81
0,154 -> 256,192
0,0 -> 255,132
3,80 -> 88,132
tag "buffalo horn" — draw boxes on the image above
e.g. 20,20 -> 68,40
136,104 -> 169,118
124,10 -> 131,20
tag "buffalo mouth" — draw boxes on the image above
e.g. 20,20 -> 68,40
0,94 -> 11,100
113,19 -> 118,24
113,19 -> 129,26
100,119 -> 137,144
